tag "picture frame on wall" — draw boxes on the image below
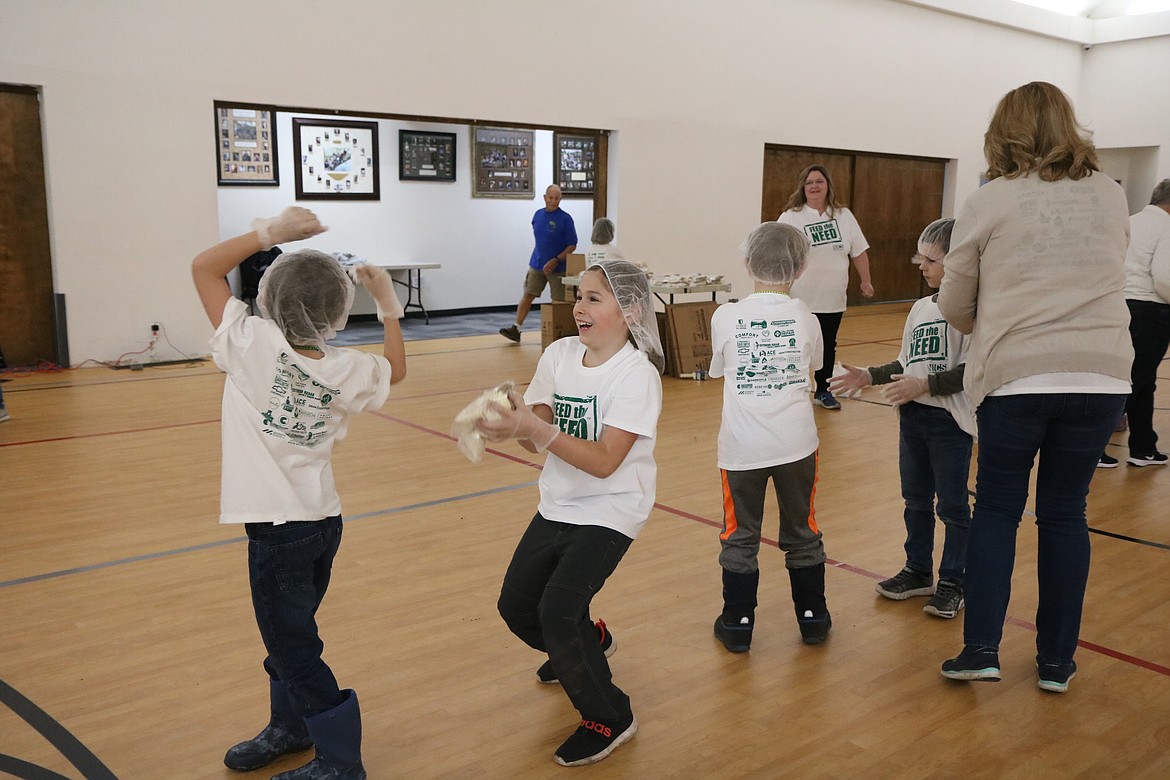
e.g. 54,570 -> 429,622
554,132 -> 597,197
292,117 -> 380,200
215,102 -> 279,186
472,126 -> 534,199
399,130 -> 456,182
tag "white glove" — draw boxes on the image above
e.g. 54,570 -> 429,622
882,374 -> 930,406
251,207 -> 328,250
476,390 -> 560,452
828,362 -> 870,399
354,264 -> 405,321
451,382 -> 515,463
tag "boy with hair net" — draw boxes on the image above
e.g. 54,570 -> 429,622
476,259 -> 663,767
830,218 -> 974,619
709,222 -> 832,651
192,207 -> 407,780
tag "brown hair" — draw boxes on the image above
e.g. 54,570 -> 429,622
782,164 -> 845,217
983,81 -> 1100,182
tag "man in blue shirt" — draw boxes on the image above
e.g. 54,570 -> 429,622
501,185 -> 577,342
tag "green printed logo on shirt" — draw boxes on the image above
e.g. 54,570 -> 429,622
804,219 -> 841,247
905,319 -> 950,368
261,352 -> 339,447
552,393 -> 599,441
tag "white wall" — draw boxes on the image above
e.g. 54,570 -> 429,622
0,0 -> 1160,364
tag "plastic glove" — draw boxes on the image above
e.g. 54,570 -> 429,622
476,390 -> 560,451
882,374 -> 930,406
828,362 -> 870,398
354,264 -> 405,321
251,207 -> 328,250
451,381 -> 515,463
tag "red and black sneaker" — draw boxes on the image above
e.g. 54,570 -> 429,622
536,620 -> 616,684
554,713 -> 637,767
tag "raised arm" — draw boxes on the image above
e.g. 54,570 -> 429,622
353,265 -> 408,384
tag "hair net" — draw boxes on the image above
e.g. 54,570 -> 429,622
256,249 -> 355,345
741,222 -> 810,285
917,218 -> 956,256
589,259 -> 665,374
591,217 -> 616,245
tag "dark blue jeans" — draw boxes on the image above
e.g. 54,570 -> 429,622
898,402 -> 972,584
964,393 -> 1126,664
246,516 -> 345,718
1125,299 -> 1170,455
813,311 -> 843,394
498,513 -> 632,723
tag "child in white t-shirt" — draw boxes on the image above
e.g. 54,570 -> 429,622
192,207 -> 406,780
477,259 -> 663,767
710,222 -> 831,651
830,218 -> 973,620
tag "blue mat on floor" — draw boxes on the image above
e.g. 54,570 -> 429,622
329,311 -> 542,346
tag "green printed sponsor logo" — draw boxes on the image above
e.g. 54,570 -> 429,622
805,219 -> 841,247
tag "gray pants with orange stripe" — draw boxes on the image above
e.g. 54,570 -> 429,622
719,451 -> 825,573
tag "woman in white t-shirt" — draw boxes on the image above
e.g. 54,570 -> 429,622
477,259 -> 663,768
583,217 -> 648,272
777,164 -> 874,410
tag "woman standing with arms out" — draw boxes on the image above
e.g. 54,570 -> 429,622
937,82 -> 1132,693
778,165 -> 875,410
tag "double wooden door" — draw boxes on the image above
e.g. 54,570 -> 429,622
762,145 -> 946,304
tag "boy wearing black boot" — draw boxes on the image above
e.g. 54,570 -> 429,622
709,223 -> 832,650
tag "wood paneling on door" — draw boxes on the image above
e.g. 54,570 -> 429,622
0,86 -> 56,367
761,148 -> 853,224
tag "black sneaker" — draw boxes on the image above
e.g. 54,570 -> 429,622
1036,657 -> 1077,693
554,714 -> 637,767
499,324 -> 521,343
875,567 -> 935,600
941,645 -> 1001,681
798,609 -> 831,644
813,391 -> 841,410
923,579 -> 964,619
713,614 -> 753,653
537,619 -> 615,684
1097,453 -> 1119,469
223,723 -> 313,772
1127,451 -> 1168,467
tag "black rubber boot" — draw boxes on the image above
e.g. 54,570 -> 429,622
224,680 -> 313,772
715,568 -> 759,652
789,564 -> 832,645
272,689 -> 366,780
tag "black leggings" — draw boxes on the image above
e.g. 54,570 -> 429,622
813,311 -> 843,394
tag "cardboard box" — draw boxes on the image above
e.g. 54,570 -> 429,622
541,302 -> 577,350
561,253 -> 586,301
656,312 -> 676,378
664,301 -> 720,377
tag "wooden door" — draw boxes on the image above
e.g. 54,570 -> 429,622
761,148 -> 853,224
0,85 -> 56,367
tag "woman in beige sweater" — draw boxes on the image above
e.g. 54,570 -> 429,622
935,82 -> 1132,693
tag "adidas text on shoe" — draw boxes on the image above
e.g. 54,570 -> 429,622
941,645 -> 1001,681
536,620 -> 615,684
1036,658 -> 1077,693
798,609 -> 831,645
876,568 -> 935,600
813,391 -> 841,410
923,580 -> 964,619
554,715 -> 637,767
1097,453 -> 1119,469
1127,451 -> 1168,467
714,614 -> 753,653
499,324 -> 521,343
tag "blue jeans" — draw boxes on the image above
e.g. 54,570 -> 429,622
498,513 -> 632,722
246,516 -> 346,718
898,402 -> 972,584
964,393 -> 1126,663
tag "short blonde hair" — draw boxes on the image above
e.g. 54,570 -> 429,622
983,81 -> 1100,182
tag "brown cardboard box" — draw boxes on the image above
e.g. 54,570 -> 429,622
561,253 -> 586,301
656,311 -> 676,378
541,302 -> 577,350
665,301 -> 720,377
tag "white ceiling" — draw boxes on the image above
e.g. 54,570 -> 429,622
1013,0 -> 1170,18
896,0 -> 1170,42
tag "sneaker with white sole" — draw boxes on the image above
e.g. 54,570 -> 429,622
554,714 -> 637,767
537,619 -> 614,684
1036,658 -> 1077,693
941,645 -> 1001,681
1127,451 -> 1168,467
1097,453 -> 1119,469
875,567 -> 935,600
923,579 -> 964,619
812,391 -> 841,410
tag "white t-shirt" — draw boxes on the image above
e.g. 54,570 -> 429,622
524,337 -> 662,539
896,295 -> 977,437
210,298 -> 392,524
778,205 -> 869,313
709,293 -> 822,470
583,243 -> 626,265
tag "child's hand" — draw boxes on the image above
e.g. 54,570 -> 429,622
882,374 -> 929,406
251,207 -> 328,250
476,391 -> 560,451
828,363 -> 871,395
354,264 -> 405,321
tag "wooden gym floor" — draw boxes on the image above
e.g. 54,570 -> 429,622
2,302 -> 1168,779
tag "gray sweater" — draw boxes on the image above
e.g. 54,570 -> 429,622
937,172 -> 1133,409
